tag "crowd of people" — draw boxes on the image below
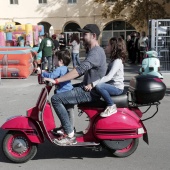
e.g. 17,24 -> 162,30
126,31 -> 149,64
5,30 -> 149,73
34,32 -> 81,73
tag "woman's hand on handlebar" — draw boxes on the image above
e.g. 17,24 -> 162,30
84,83 -> 93,91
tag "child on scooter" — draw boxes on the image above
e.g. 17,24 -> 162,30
40,50 -> 75,135
84,37 -> 127,117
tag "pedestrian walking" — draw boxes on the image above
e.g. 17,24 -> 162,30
69,33 -> 80,68
38,32 -> 54,71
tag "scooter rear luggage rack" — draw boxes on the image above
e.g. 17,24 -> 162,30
129,101 -> 160,108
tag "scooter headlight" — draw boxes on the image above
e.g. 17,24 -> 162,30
138,128 -> 145,134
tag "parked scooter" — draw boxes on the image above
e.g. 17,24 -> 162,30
139,50 -> 163,79
1,75 -> 166,163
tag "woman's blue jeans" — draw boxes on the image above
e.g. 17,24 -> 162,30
51,87 -> 98,134
72,53 -> 80,68
95,83 -> 123,106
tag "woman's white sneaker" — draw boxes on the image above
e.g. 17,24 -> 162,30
100,104 -> 117,117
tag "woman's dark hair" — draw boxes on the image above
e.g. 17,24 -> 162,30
109,37 -> 127,63
70,33 -> 80,44
109,37 -> 118,59
55,50 -> 71,66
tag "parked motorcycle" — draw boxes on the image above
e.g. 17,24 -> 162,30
1,74 -> 166,163
139,50 -> 163,79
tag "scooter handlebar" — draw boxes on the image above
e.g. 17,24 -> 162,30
44,80 -> 53,87
38,74 -> 45,84
37,74 -> 54,86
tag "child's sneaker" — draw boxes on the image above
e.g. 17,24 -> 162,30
100,104 -> 117,117
51,127 -> 76,136
53,134 -> 77,146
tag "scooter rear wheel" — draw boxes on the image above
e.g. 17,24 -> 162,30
2,131 -> 37,163
104,138 -> 139,158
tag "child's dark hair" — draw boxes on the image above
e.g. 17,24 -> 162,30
55,50 -> 71,66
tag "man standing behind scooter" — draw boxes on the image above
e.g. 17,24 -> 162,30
44,24 -> 107,146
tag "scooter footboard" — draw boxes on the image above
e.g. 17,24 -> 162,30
1,116 -> 44,143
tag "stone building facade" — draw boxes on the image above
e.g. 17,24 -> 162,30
0,0 -> 169,45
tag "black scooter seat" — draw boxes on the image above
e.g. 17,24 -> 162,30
78,93 -> 128,108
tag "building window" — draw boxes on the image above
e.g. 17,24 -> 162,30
39,0 -> 47,4
102,21 -> 136,47
68,0 -> 77,4
10,0 -> 18,4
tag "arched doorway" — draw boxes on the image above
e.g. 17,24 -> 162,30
38,21 -> 51,34
102,20 -> 136,47
63,22 -> 81,47
64,22 -> 80,32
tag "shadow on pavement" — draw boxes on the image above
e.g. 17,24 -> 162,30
0,128 -> 111,163
33,141 -> 110,161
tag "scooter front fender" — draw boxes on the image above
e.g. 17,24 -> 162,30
1,116 -> 44,143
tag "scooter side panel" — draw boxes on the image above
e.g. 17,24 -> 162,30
94,109 -> 146,140
38,103 -> 56,142
1,116 -> 44,143
42,103 -> 56,131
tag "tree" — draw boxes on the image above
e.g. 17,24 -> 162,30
94,0 -> 170,31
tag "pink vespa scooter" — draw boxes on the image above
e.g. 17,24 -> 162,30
1,75 -> 166,163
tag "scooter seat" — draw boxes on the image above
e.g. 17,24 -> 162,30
78,93 -> 128,108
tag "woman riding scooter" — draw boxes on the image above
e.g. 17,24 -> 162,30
84,37 -> 127,117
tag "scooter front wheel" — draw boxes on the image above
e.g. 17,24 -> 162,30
2,131 -> 37,163
103,138 -> 139,158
